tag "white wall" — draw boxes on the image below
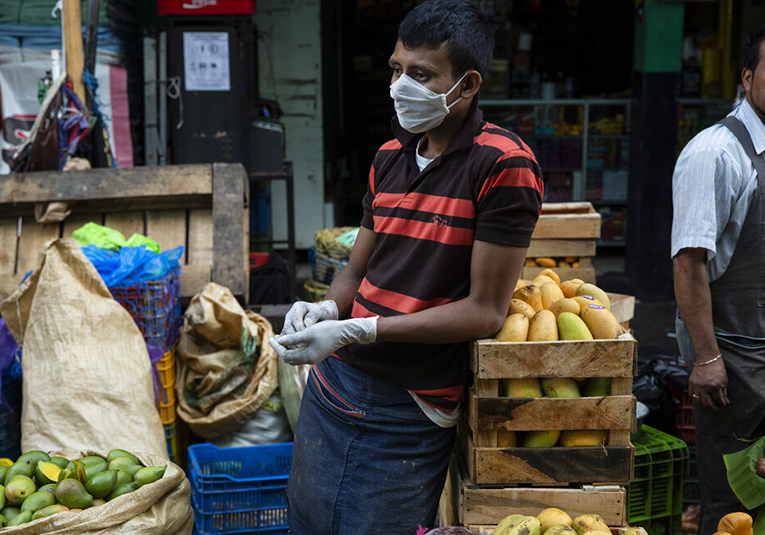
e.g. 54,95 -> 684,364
254,0 -> 328,250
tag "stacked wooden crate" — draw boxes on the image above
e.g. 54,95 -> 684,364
524,202 -> 601,284
443,333 -> 638,531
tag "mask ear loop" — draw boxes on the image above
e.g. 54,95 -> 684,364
446,71 -> 470,109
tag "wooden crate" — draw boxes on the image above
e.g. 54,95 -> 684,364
0,163 -> 249,304
439,453 -> 627,529
523,202 -> 601,284
462,334 -> 637,486
608,293 -> 635,330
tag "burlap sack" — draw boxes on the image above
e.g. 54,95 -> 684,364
0,450 -> 192,534
176,282 -> 278,439
0,239 -> 166,457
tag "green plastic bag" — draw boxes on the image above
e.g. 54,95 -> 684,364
72,222 -> 126,251
126,233 -> 160,253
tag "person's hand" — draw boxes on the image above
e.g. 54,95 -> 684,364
281,300 -> 339,335
269,317 -> 377,365
689,358 -> 729,411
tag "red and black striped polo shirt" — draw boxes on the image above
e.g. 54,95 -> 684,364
335,101 -> 544,412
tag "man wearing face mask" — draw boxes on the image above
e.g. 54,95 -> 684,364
269,1 -> 543,533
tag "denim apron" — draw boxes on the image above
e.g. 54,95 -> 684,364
286,356 -> 456,534
676,116 -> 765,535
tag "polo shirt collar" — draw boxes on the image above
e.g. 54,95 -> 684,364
736,98 -> 765,155
390,97 -> 484,155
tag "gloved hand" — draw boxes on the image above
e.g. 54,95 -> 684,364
269,317 -> 378,365
281,300 -> 339,335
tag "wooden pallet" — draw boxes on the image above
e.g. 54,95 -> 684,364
523,202 -> 601,284
0,163 -> 249,304
462,334 -> 637,486
439,453 -> 627,529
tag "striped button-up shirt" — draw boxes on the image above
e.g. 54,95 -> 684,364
671,98 -> 765,281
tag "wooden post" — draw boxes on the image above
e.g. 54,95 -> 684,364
62,0 -> 86,104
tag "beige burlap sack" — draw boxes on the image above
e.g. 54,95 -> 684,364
176,282 -> 278,439
0,239 -> 167,457
0,450 -> 192,534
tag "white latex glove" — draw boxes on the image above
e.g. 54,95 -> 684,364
269,317 -> 378,365
281,300 -> 339,335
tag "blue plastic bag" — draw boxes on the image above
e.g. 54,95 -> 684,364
82,244 -> 184,287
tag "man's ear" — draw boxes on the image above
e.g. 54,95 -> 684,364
460,71 -> 482,99
742,67 -> 753,93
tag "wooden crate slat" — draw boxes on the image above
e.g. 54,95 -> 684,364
187,208 -> 214,266
608,293 -> 635,324
212,163 -> 249,301
532,202 -> 601,240
103,211 -> 146,239
467,431 -> 634,485
528,238 -> 597,258
146,210 -> 188,259
470,336 -> 637,379
0,164 -> 213,204
468,393 -> 634,433
180,264 -> 212,298
16,217 -> 60,277
0,218 -> 18,276
61,212 -> 104,238
523,266 -> 596,284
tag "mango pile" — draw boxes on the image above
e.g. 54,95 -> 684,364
0,449 -> 165,528
496,268 -> 624,342
497,376 -> 611,448
494,508 -> 648,535
525,257 -> 581,269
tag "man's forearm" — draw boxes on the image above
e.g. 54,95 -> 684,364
673,251 -> 720,361
324,264 -> 365,318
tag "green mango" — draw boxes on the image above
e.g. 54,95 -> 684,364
79,456 -> 107,466
31,504 -> 69,521
19,490 -> 55,513
85,470 -> 117,499
4,462 -> 34,485
0,513 -> 6,527
106,449 -> 140,465
60,461 -> 85,483
16,451 -> 50,471
1,506 -> 20,520
115,470 -> 132,486
0,467 -> 8,483
38,484 -> 57,496
108,457 -> 141,477
106,482 -> 140,501
55,479 -> 93,509
82,460 -> 108,481
132,466 -> 166,486
5,475 -> 36,505
35,461 -> 63,486
49,457 -> 70,470
7,510 -> 32,526
0,484 -> 6,510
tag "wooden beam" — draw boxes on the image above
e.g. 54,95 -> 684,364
212,163 -> 248,303
63,0 -> 86,103
0,165 -> 213,205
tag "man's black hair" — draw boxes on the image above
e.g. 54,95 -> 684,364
398,0 -> 495,81
744,23 -> 765,72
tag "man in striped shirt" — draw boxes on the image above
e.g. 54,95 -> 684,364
672,23 -> 765,535
270,1 -> 543,532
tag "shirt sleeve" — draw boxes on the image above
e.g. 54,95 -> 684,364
671,129 -> 743,260
360,156 -> 377,230
474,148 -> 544,247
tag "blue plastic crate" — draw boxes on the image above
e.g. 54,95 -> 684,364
188,442 -> 292,535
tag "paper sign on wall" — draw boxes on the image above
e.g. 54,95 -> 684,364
183,32 -> 230,91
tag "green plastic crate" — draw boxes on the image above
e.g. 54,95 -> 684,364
627,425 -> 690,535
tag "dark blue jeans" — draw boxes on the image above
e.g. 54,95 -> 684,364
287,356 -> 456,535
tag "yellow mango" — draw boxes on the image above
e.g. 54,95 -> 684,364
533,274 -> 557,288
557,312 -> 594,341
575,283 -> 611,310
572,295 -> 604,309
557,260 -> 572,268
524,258 -> 538,267
560,279 -> 585,298
497,430 -> 517,447
537,508 -> 573,532
503,378 -> 544,398
537,268 -> 561,285
559,430 -> 608,447
508,298 -> 536,320
522,430 -> 561,447
496,314 -> 530,342
513,284 -> 543,312
548,298 -> 581,318
528,310 -> 559,341
541,378 -> 581,398
540,282 -> 565,309
580,304 -> 623,340
572,514 -> 610,535
564,256 -> 578,264
544,526 -> 578,535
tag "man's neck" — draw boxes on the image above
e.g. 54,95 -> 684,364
420,100 -> 472,159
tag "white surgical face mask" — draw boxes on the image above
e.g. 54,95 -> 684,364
389,72 -> 468,133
